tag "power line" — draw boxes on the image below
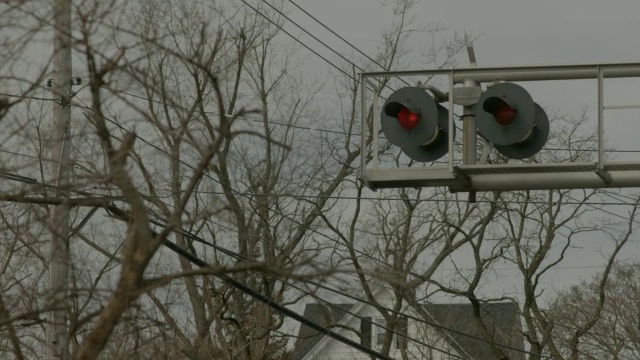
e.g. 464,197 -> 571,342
564,191 -> 639,222
287,0 -> 388,72
79,87 -> 640,155
5,100 -> 640,216
262,0 -> 365,74
4,166 -> 639,208
18,85 -> 640,155
0,92 -> 62,105
239,0 -> 356,82
283,0 -> 416,91
110,88 -> 351,136
94,89 -> 640,157
147,181 -> 640,352
4,148 -> 640,209
260,0 -> 406,91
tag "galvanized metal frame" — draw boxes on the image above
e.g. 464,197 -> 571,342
360,62 -> 640,192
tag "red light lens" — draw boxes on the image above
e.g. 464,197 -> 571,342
493,103 -> 517,125
397,107 -> 420,129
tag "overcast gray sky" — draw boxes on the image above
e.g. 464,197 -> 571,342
295,0 -> 640,64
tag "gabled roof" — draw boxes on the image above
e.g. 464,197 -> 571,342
292,303 -> 355,360
422,303 -> 525,360
292,301 -> 525,360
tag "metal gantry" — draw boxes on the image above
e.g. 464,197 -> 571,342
360,62 -> 640,192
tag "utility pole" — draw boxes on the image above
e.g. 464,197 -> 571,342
48,0 -> 72,358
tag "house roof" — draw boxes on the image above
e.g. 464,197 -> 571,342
292,301 -> 525,360
292,303 -> 355,360
422,303 -> 525,360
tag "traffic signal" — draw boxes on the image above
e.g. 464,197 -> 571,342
475,83 -> 549,159
380,87 -> 453,162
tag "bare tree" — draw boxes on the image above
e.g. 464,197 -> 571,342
2,0 -> 428,358
547,261 -> 640,360
11,1 -> 631,360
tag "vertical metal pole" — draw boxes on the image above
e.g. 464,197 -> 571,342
48,0 -> 72,358
462,78 -> 479,202
448,71 -> 454,171
597,66 -> 605,170
462,78 -> 478,165
372,82 -> 380,168
360,73 -> 367,177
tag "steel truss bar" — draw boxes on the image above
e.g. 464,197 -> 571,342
362,163 -> 640,192
360,61 -> 640,193
362,62 -> 640,83
604,105 -> 640,110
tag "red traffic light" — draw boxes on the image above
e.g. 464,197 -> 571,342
396,107 -> 420,129
483,97 -> 517,126
492,103 -> 517,126
476,82 -> 549,158
380,87 -> 452,162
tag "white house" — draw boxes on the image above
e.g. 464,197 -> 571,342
292,288 -> 525,360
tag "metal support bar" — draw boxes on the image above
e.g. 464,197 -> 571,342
448,171 -> 640,192
596,169 -> 612,184
448,71 -> 455,171
466,41 -> 477,67
372,84 -> 379,169
362,164 -> 640,192
479,140 -> 492,165
598,67 -> 605,171
420,83 -> 448,102
452,65 -> 640,83
362,62 -> 640,84
462,79 -> 478,165
360,73 -> 367,178
453,167 -> 471,188
462,78 -> 479,203
604,104 -> 640,110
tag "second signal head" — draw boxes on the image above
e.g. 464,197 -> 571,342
475,82 -> 550,159
380,87 -> 453,162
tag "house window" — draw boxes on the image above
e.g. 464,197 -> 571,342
360,317 -> 372,348
375,317 -> 408,349
376,318 -> 387,346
